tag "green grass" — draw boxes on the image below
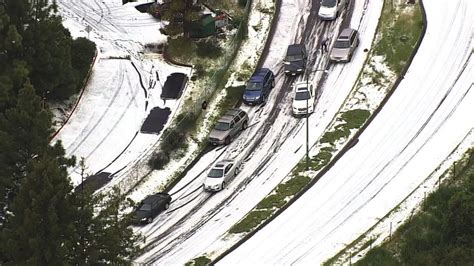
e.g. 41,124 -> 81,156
229,209 -> 274,234
356,247 -> 400,266
355,149 -> 474,266
167,36 -> 197,63
374,2 -> 423,73
256,194 -> 287,209
187,256 -> 212,266
321,109 -> 370,144
311,150 -> 333,171
230,175 -> 310,234
276,175 -> 311,197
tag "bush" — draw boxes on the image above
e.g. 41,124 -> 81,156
196,40 -> 222,59
160,128 -> 186,155
166,36 -> 195,61
71,37 -> 96,92
356,247 -> 399,266
149,152 -> 170,170
238,0 -> 247,8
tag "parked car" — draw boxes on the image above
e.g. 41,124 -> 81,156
208,109 -> 249,145
330,28 -> 359,62
242,68 -> 275,105
292,81 -> 316,116
132,193 -> 171,225
283,44 -> 307,76
203,159 -> 240,192
318,0 -> 348,21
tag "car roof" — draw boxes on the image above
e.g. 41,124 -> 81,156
217,109 -> 244,123
296,86 -> 309,92
142,193 -> 169,204
213,159 -> 234,168
338,28 -> 355,39
294,81 -> 308,89
287,44 -> 305,55
249,68 -> 270,82
217,116 -> 233,123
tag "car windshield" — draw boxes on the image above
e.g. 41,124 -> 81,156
139,203 -> 152,211
321,0 -> 337,7
247,82 -> 262,91
208,168 -> 224,178
334,40 -> 350,48
295,91 -> 310,100
214,122 -> 230,131
286,54 -> 302,62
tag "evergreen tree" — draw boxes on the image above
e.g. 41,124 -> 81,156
0,80 -> 52,204
22,14 -> 77,100
0,2 -> 140,264
161,0 -> 200,36
70,187 -> 141,265
0,145 -> 77,265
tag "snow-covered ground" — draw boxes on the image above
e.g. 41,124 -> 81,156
55,0 -> 473,264
134,0 -> 383,264
220,0 -> 474,263
53,0 -> 191,186
125,0 -> 276,204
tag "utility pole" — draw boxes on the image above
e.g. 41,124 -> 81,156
306,73 -> 310,170
305,67 -> 328,170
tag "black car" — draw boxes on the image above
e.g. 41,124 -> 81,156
283,44 -> 307,76
132,193 -> 171,225
242,68 -> 275,105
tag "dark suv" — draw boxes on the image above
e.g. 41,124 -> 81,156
242,68 -> 275,105
132,193 -> 171,225
284,44 -> 307,76
208,108 -> 249,145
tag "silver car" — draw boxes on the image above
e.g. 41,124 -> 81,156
203,159 -> 240,191
330,28 -> 359,62
208,108 -> 249,145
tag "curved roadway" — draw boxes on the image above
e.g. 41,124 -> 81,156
220,0 -> 474,263
134,0 -> 383,263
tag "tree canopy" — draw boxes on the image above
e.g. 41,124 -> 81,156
0,1 -> 140,264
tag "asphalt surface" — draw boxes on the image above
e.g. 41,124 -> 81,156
140,107 -> 172,134
161,73 -> 188,99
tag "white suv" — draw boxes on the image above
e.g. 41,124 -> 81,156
292,81 -> 316,116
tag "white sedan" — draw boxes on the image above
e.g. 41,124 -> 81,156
292,81 -> 316,116
203,159 -> 240,192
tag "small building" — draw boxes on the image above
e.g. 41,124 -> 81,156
186,11 -> 229,38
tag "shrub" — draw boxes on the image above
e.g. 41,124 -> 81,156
238,0 -> 247,8
71,37 -> 96,92
149,152 -> 170,170
196,40 -> 222,59
166,36 -> 195,61
160,128 -> 186,155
